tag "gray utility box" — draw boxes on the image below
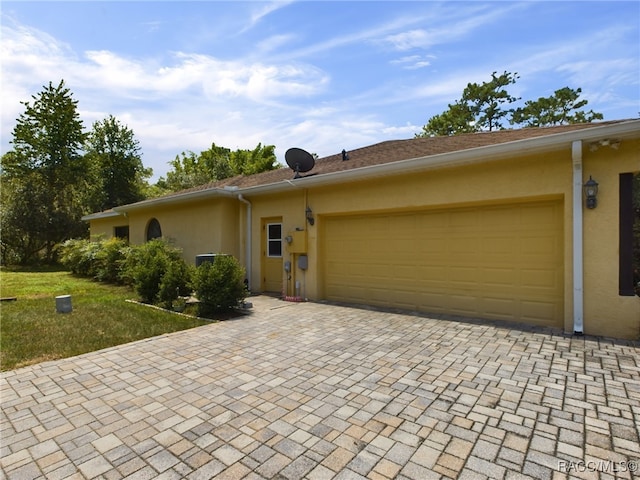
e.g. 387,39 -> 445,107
195,253 -> 228,267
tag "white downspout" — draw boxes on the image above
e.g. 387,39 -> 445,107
238,194 -> 252,291
572,140 -> 584,335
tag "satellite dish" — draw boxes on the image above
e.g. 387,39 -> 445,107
285,148 -> 315,178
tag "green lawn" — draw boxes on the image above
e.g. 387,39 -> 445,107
0,268 -> 209,371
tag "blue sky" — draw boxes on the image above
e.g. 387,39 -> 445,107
1,1 -> 638,180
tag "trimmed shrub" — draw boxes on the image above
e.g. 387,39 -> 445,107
93,237 -> 128,283
119,239 -> 192,305
60,237 -> 196,309
193,255 -> 246,316
158,259 -> 194,309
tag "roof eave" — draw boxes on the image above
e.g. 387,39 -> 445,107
240,119 -> 640,196
81,210 -> 124,222
86,120 -> 640,214
113,185 -> 238,213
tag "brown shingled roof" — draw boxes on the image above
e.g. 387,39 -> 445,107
172,121 -> 625,195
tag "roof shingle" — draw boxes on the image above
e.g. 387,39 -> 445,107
178,121 -> 627,195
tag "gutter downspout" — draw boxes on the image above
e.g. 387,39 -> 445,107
238,194 -> 252,291
572,140 -> 584,335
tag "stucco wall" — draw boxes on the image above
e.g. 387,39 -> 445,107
249,190 -> 307,294
127,197 -> 241,264
582,139 -> 639,339
88,216 -> 128,240
249,143 -> 638,339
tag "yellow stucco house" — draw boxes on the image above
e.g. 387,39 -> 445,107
84,120 -> 640,339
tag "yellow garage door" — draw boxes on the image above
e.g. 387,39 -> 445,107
322,200 -> 563,327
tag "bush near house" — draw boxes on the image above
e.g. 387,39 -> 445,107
112,239 -> 192,306
59,238 -> 246,314
193,255 -> 247,316
58,238 -> 103,278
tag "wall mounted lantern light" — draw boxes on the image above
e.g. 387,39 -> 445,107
305,206 -> 315,226
583,176 -> 599,209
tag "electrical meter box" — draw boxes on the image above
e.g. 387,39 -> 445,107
288,230 -> 307,253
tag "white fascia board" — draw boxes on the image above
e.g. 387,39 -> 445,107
240,120 -> 640,197
113,187 -> 237,213
81,210 -> 124,221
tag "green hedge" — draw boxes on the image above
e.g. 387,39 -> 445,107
59,238 -> 247,313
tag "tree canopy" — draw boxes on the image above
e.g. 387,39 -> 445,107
156,142 -> 279,193
1,80 -> 283,264
1,80 -> 89,263
511,87 -> 603,127
417,72 -> 603,137
85,115 -> 152,210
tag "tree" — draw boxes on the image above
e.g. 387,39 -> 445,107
511,87 -> 603,127
417,101 -> 476,137
417,71 -> 519,137
1,80 -> 88,263
85,115 -> 152,210
229,143 -> 278,176
0,162 -> 50,264
157,149 -> 228,192
463,71 -> 520,131
157,142 -> 279,192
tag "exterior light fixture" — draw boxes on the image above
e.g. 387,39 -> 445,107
305,206 -> 315,226
583,176 -> 598,209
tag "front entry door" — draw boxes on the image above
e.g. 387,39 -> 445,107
261,217 -> 283,294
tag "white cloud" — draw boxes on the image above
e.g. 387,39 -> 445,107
241,1 -> 296,33
380,4 -> 523,52
0,18 -> 332,178
2,2 -> 637,181
385,29 -> 433,51
390,55 -> 434,70
257,34 -> 297,54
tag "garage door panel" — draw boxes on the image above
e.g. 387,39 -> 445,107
393,264 -> 417,281
521,268 -> 560,289
449,269 -> 481,290
520,235 -> 558,255
483,297 -> 518,319
323,201 -> 563,327
482,267 -> 517,286
521,300 -> 559,324
449,293 -> 480,315
482,237 -> 516,256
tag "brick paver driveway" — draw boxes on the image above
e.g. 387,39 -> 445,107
2,296 -> 639,479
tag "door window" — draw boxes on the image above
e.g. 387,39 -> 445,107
267,223 -> 282,257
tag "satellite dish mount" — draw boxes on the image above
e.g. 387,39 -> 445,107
285,148 -> 315,179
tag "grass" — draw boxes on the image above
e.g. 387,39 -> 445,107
0,267 -> 210,371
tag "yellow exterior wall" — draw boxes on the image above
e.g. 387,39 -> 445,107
582,139 -> 639,339
250,144 -> 638,339
127,198 -> 241,264
88,216 -> 128,240
249,190 -> 307,295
